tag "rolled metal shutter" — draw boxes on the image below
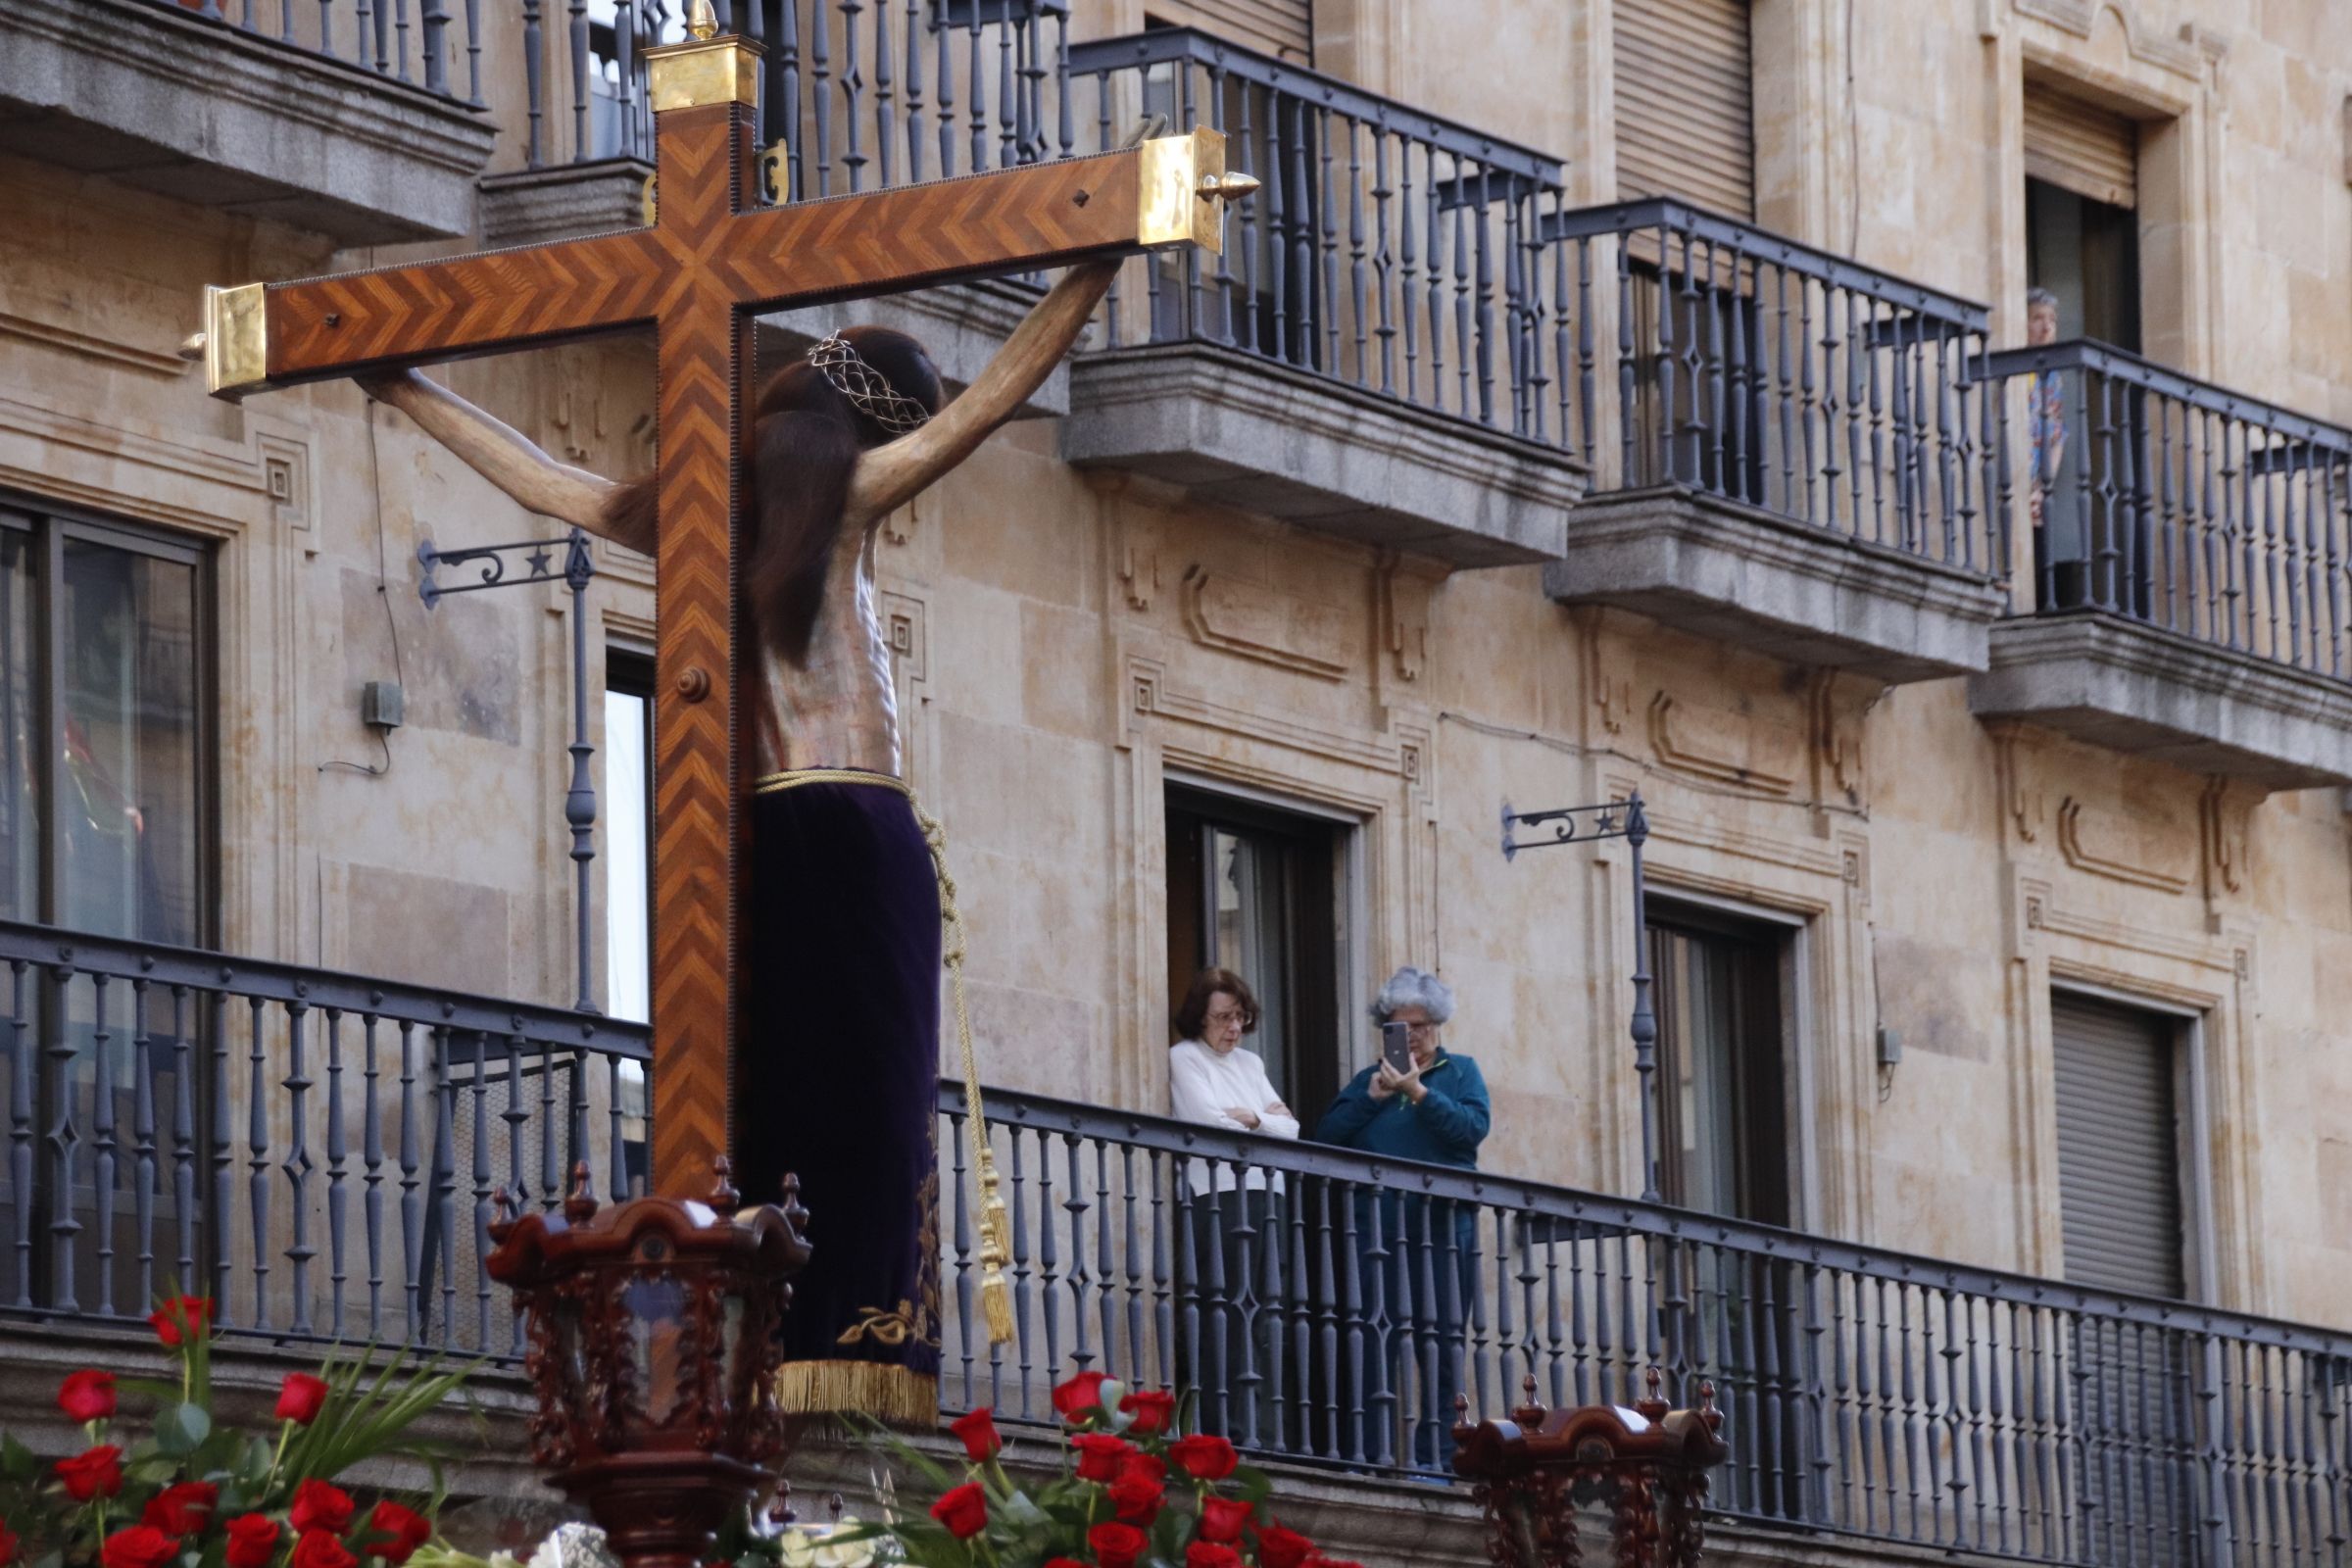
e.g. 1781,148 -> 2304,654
2024,82 -> 2137,209
2050,995 -> 2182,1297
1147,0 -> 1313,62
1613,0 -> 1754,219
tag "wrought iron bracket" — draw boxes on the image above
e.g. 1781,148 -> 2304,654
417,529 -> 597,608
1500,793 -> 1646,859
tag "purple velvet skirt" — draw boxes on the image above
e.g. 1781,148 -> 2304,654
738,775 -> 942,1418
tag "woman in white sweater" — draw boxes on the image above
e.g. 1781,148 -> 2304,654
1166,968 -> 1298,1440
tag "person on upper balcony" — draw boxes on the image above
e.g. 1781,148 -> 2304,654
1315,965 -> 1490,1168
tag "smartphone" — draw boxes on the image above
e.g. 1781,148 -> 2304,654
1381,1020 -> 1412,1075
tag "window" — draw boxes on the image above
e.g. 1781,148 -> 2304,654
1646,906 -> 1789,1223
602,646 -> 653,1196
1613,0 -> 1754,220
1163,784 -> 1348,1125
0,506 -> 210,944
2049,991 -> 2199,1561
1143,3 -> 1311,64
2049,992 -> 2186,1297
0,500 -> 210,1307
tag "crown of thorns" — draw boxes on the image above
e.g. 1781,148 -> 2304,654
807,332 -> 933,435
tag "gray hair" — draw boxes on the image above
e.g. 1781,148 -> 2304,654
2026,286 -> 2060,313
1371,965 -> 1455,1025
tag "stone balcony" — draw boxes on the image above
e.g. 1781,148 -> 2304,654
1538,199 -> 2010,683
1054,28 -> 1582,567
1544,485 -> 2007,683
1,0 -> 496,244
1965,340 -> 2352,791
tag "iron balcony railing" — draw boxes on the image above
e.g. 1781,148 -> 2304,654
0,920 -> 648,1355
1549,198 -> 2008,581
1975,339 -> 2352,676
521,0 -> 1074,182
150,0 -> 486,107
939,1082 -> 2352,1568
1067,27 -> 1569,446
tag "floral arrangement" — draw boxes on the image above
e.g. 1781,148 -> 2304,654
758,1373 -> 1362,1568
0,1295 -> 475,1568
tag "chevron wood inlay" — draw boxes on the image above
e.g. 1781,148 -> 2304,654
233,64 -> 1190,1197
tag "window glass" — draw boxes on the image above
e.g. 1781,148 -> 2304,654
0,525 -> 35,923
58,539 -> 201,946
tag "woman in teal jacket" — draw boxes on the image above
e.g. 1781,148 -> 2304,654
1315,966 -> 1490,1469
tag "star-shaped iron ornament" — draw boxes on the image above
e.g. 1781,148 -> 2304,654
527,546 -> 555,578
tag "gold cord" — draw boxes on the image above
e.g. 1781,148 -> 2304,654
756,767 -> 1015,1344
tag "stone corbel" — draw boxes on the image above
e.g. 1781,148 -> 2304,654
1807,670 -> 1882,810
1571,607 -> 1635,741
1987,719 -> 2046,846
1374,552 -> 1448,687
2200,775 -> 2258,923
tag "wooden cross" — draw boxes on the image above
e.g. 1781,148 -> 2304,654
196,15 -> 1241,1195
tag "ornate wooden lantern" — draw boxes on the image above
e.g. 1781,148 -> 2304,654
487,1160 -> 811,1568
1451,1371 -> 1730,1568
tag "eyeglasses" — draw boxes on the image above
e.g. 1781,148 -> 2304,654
1203,1008 -> 1249,1029
1398,1021 -> 1440,1037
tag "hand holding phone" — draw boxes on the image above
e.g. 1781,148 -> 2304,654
1381,1020 -> 1412,1075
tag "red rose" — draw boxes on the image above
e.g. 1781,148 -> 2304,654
56,1445 -> 123,1500
1116,1451 -> 1166,1487
101,1525 -> 179,1568
1089,1522 -> 1148,1568
1254,1526 -> 1315,1568
1106,1474 -> 1163,1526
1119,1388 -> 1176,1436
1169,1434 -> 1239,1481
289,1481 -> 356,1537
142,1482 -> 219,1536
948,1407 -> 1001,1461
363,1502 -> 432,1566
58,1370 -> 117,1424
293,1531 -> 358,1568
1070,1433 -> 1133,1482
225,1515 -> 281,1568
146,1297 -> 212,1347
1044,1561 -> 1088,1568
276,1372 -> 331,1426
1050,1370 -> 1110,1424
1306,1559 -> 1365,1568
0,1519 -> 18,1567
928,1482 -> 987,1541
1199,1497 -> 1254,1544
1186,1546 -> 1241,1568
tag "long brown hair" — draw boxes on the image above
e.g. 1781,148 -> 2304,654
599,325 -> 944,663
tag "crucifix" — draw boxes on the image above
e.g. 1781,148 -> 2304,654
193,5 -> 1248,1420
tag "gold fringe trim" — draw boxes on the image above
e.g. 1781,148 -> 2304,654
777,1359 -> 939,1428
754,767 -> 909,797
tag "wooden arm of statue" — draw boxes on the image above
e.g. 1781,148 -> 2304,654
842,258 -> 1117,525
357,258 -> 1114,551
355,368 -> 632,545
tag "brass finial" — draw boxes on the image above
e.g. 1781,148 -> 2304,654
1198,171 -> 1261,204
686,0 -> 719,38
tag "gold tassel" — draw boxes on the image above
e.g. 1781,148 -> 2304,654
775,1360 -> 940,1428
981,1266 -> 1015,1344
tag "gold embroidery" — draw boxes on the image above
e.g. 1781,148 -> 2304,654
838,1298 -> 919,1348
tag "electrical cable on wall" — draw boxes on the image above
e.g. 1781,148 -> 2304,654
319,386 -> 405,779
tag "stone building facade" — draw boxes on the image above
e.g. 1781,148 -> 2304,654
5,0 -> 2352,1563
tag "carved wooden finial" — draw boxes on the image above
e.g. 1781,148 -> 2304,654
1698,1379 -> 1722,1429
710,1154 -> 742,1209
489,1186 -> 517,1242
1637,1364 -> 1670,1420
564,1160 -> 598,1223
686,0 -> 719,38
1512,1372 -> 1545,1426
779,1170 -> 808,1226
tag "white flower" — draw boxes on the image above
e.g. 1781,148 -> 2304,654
525,1523 -> 617,1568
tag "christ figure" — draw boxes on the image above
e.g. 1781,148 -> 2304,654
361,260 -> 1116,1424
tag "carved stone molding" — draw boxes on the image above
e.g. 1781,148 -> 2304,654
1807,671 -> 1881,808
2055,797 -> 2193,894
1179,566 -> 1350,680
1648,692 -> 1800,797
1117,510 -> 1161,613
2010,0 -> 2222,80
1125,652 -> 1406,776
2199,776 -> 2258,908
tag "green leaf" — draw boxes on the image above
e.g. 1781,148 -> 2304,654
156,1402 -> 212,1456
1,1435 -> 40,1481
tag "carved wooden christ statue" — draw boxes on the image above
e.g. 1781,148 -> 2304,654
363,263 -> 1111,1422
